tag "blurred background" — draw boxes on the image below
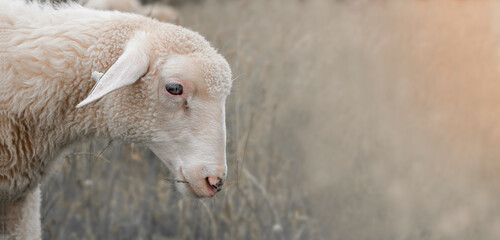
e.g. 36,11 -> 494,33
40,0 -> 500,239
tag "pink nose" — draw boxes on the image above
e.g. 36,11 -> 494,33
206,175 -> 225,192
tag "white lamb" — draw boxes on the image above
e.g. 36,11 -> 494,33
0,0 -> 232,239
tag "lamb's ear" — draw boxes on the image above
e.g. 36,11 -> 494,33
76,35 -> 150,108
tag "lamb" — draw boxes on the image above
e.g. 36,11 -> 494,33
0,0 -> 232,239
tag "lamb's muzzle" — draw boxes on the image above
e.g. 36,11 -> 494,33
177,167 -> 226,197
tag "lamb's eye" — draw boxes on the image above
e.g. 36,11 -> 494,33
165,83 -> 183,95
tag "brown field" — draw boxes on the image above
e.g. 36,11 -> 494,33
42,0 -> 500,239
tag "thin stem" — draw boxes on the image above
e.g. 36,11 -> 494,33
159,176 -> 188,184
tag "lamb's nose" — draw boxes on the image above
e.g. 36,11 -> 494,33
207,176 -> 224,192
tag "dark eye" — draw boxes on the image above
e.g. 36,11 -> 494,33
165,83 -> 183,95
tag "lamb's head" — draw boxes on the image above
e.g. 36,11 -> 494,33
146,53 -> 231,198
76,29 -> 232,198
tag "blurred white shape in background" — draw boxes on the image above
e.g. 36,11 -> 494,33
83,0 -> 179,23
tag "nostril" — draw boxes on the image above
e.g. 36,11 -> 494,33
206,177 -> 217,191
207,176 -> 224,191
